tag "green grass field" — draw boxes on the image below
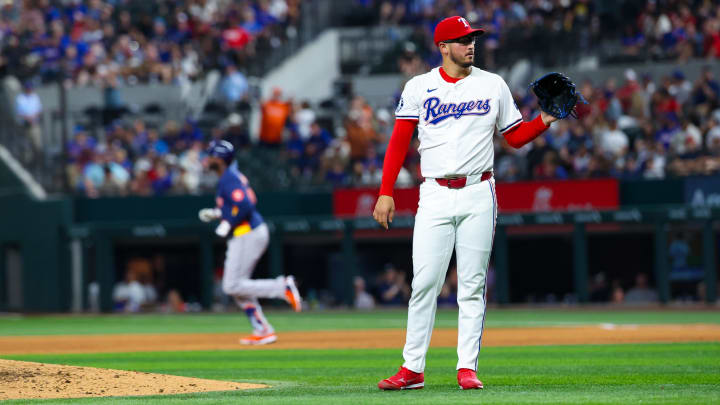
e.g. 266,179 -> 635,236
1,309 -> 719,404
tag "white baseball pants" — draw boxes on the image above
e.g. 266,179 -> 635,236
402,177 -> 496,372
222,223 -> 284,334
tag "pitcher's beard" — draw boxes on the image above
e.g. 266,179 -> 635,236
450,52 -> 473,68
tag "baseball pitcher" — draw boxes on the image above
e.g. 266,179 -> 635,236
374,16 -> 572,390
199,140 -> 302,345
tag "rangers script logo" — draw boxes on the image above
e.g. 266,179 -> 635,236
423,97 -> 491,124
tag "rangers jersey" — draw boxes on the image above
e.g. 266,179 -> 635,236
395,66 -> 522,178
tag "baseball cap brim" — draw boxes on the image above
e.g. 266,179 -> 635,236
433,23 -> 485,46
448,28 -> 485,41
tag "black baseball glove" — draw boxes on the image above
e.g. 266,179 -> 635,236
529,72 -> 587,119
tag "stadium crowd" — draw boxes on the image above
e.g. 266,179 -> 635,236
65,117 -> 220,197
61,63 -> 720,197
5,0 -> 718,88
25,1 -> 714,196
495,66 -> 720,182
278,64 -> 720,186
0,0 -> 299,86
350,0 -> 720,70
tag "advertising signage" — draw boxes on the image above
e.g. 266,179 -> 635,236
334,178 -> 619,217
685,177 -> 720,207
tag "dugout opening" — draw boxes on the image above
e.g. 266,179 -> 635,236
507,233 -> 574,303
110,240 -> 205,312
586,229 -> 655,303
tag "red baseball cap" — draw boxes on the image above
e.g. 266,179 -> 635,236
433,16 -> 485,46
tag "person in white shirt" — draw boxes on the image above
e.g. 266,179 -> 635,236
600,119 -> 629,157
353,276 -> 375,310
373,16 -> 561,391
294,101 -> 316,141
671,119 -> 702,155
15,81 -> 43,161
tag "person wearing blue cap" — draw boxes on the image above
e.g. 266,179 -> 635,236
669,70 -> 692,105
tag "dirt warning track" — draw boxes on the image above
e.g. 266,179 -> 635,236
1,324 -> 718,355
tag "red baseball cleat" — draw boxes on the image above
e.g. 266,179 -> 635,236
378,366 -> 424,390
457,368 -> 483,389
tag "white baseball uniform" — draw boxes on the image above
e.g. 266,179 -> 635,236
395,66 -> 522,372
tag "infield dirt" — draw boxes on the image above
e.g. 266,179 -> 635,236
0,358 -> 266,400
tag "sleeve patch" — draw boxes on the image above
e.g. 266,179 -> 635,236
232,189 -> 245,202
216,196 -> 224,207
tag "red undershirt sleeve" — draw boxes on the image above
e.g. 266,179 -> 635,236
379,119 -> 418,197
503,114 -> 550,148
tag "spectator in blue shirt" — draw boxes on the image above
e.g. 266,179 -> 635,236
325,160 -> 348,186
376,264 -> 410,306
219,64 -> 249,106
67,127 -> 96,163
286,129 -> 305,172
151,162 -> 174,195
147,128 -> 169,155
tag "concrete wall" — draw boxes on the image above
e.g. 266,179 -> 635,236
261,30 -> 340,103
351,74 -> 407,110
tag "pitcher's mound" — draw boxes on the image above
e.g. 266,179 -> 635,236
0,359 -> 267,400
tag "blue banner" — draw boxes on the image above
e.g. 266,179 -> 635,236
685,177 -> 720,207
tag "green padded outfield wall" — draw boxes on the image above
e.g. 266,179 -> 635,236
0,176 -> 695,312
0,195 -> 72,311
73,191 -> 333,222
620,178 -> 685,206
0,157 -> 74,312
0,162 -> 24,194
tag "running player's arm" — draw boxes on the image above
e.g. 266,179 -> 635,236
495,76 -> 552,149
